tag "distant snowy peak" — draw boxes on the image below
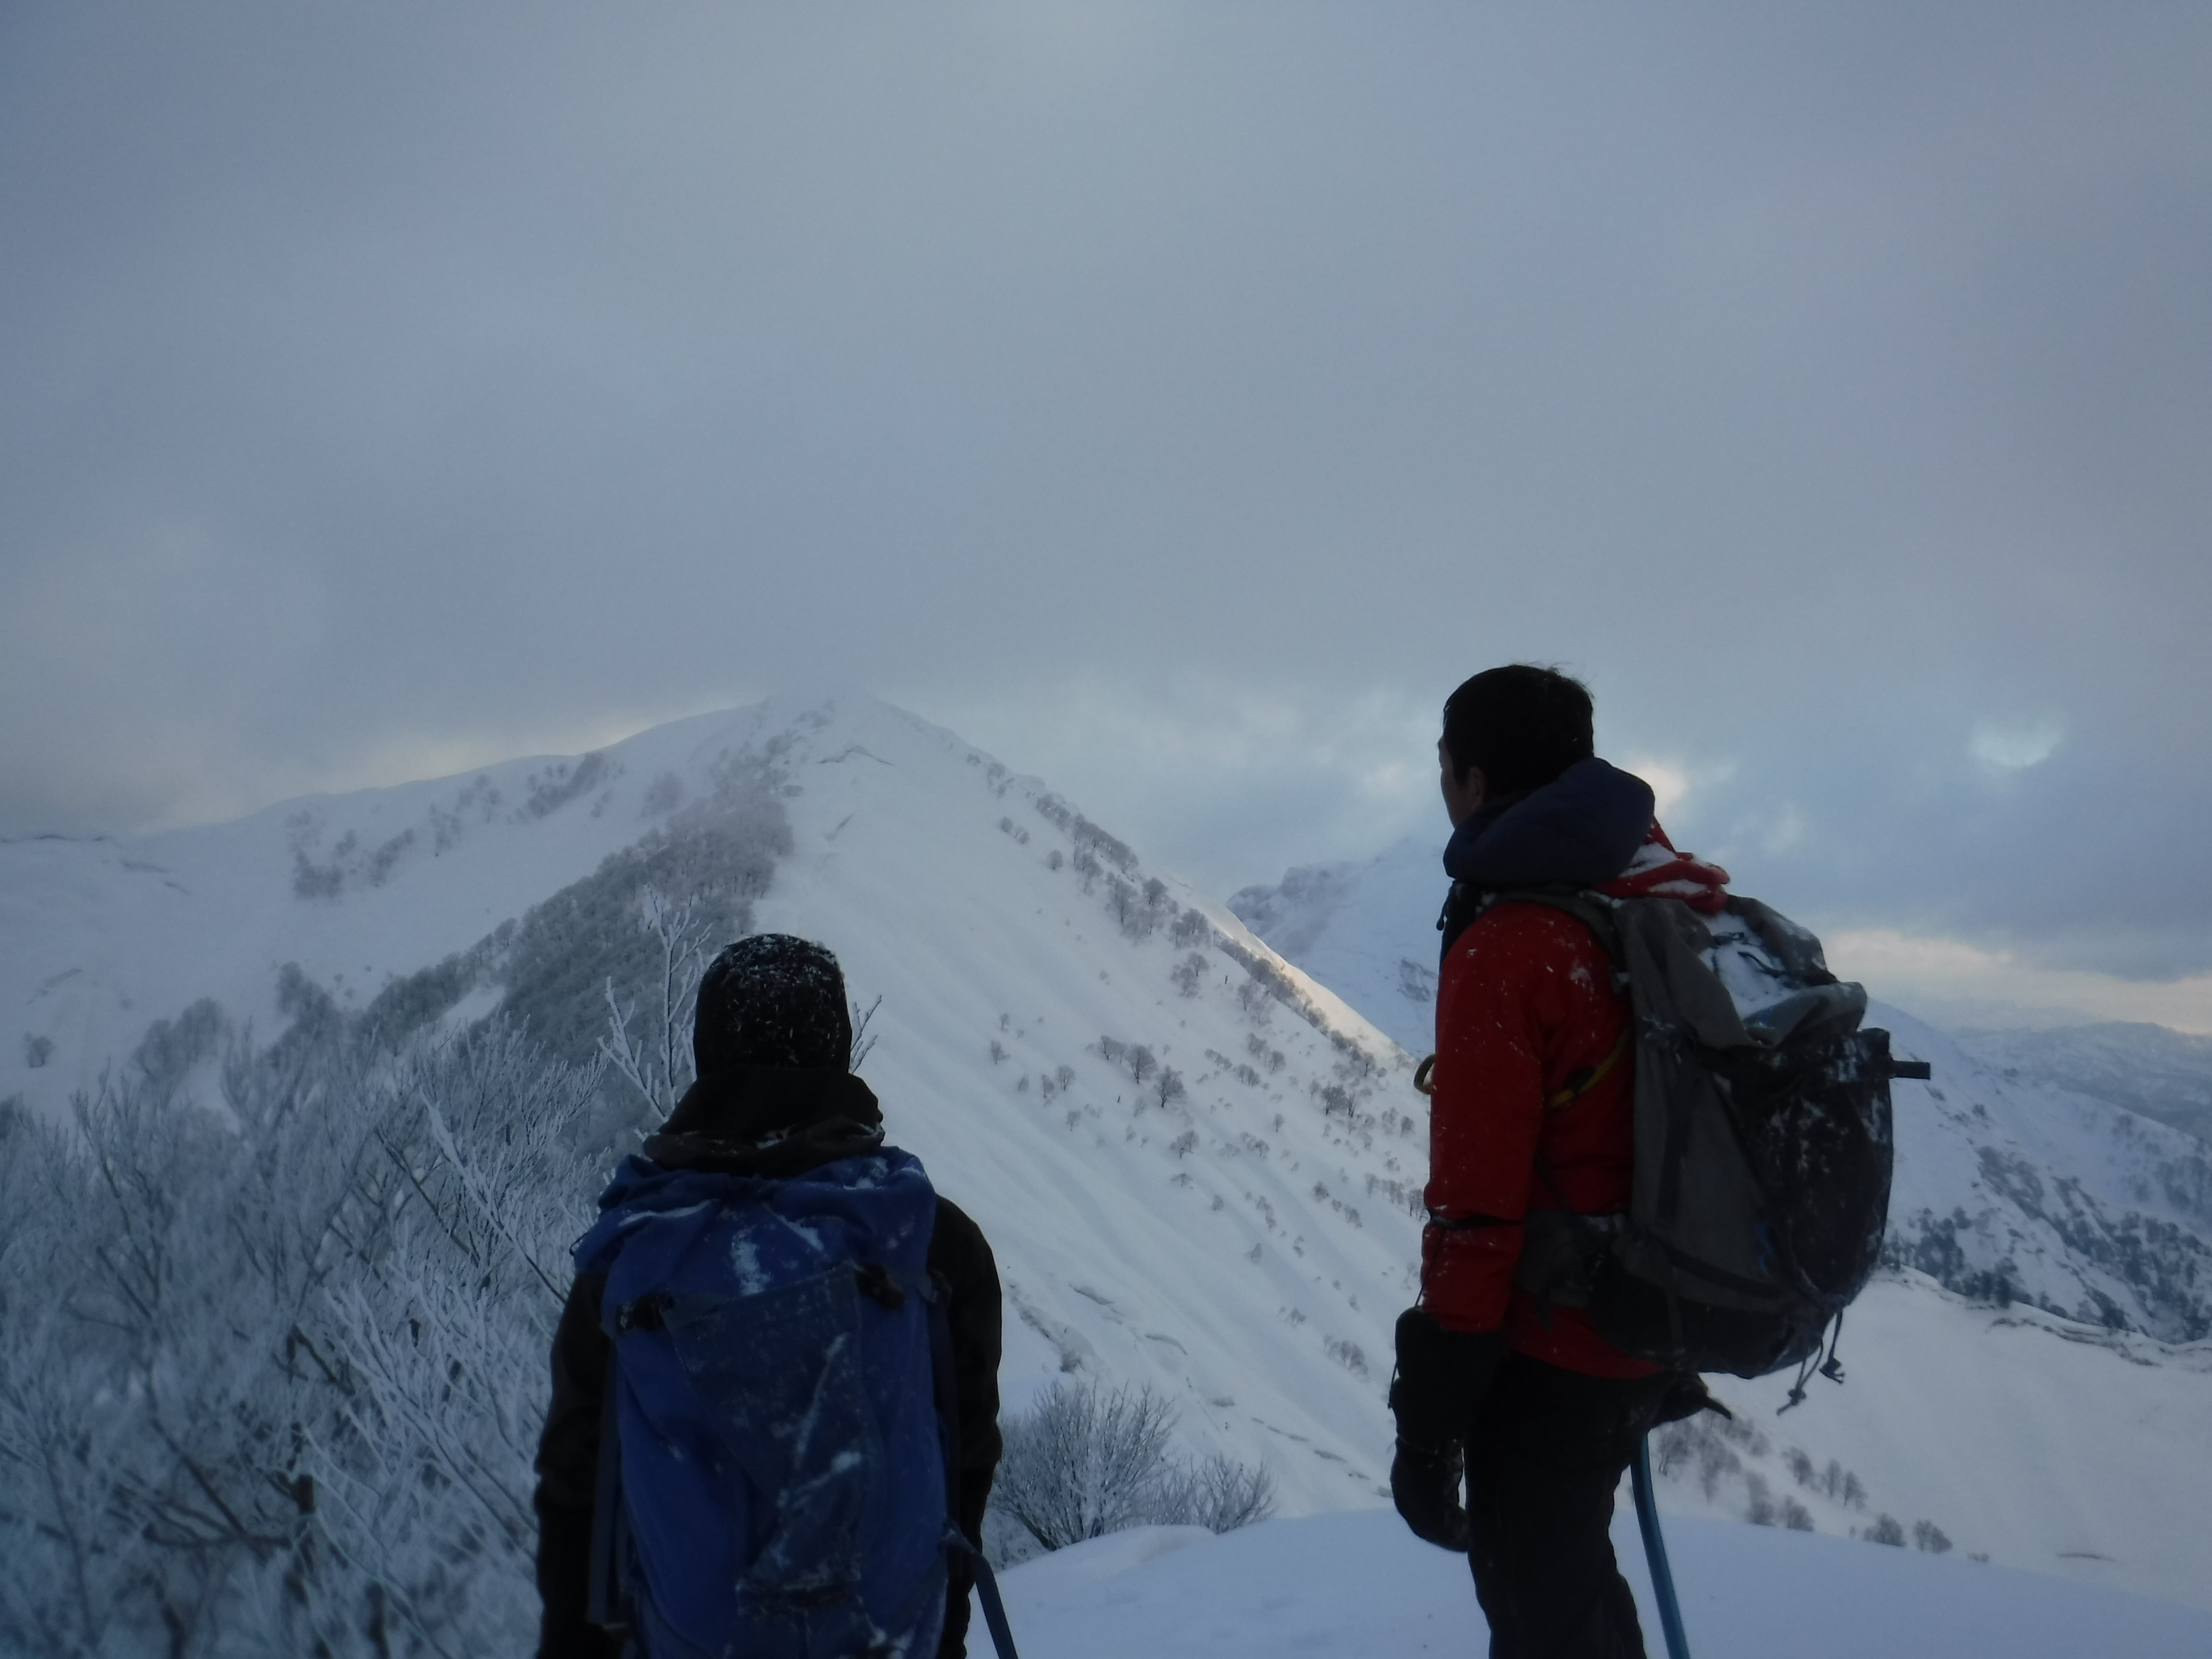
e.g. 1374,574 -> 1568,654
1228,836 -> 1446,1057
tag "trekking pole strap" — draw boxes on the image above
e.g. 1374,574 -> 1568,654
926,1276 -> 1022,1659
1632,1434 -> 1693,1659
968,1553 -> 1022,1659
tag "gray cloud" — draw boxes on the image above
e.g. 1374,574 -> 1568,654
3,1 -> 2209,978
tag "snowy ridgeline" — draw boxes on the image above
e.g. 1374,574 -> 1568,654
5,694 -> 2212,1653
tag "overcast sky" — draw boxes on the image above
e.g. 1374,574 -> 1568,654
5,2 -> 2210,1027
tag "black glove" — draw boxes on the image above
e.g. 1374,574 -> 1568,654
1389,1308 -> 1504,1449
1387,1308 -> 1505,1552
1390,1439 -> 1471,1552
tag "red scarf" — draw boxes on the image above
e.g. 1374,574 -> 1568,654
1597,822 -> 1730,913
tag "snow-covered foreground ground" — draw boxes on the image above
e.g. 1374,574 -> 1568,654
994,1507 -> 2212,1659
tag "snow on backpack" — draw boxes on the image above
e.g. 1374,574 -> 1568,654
573,1147 -> 1014,1659
1478,889 -> 1928,1396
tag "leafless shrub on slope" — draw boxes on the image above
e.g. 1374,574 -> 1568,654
986,1379 -> 1274,1563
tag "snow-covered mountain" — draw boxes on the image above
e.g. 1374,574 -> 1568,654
8,697 -> 2212,1618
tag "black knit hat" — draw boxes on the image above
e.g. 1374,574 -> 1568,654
692,934 -> 853,1074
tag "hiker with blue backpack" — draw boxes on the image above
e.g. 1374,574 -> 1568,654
533,935 -> 1007,1659
1390,666 -> 1907,1659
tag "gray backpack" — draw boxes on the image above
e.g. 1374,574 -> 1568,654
1490,889 -> 1926,1395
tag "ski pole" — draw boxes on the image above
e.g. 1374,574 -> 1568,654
1632,1434 -> 1692,1659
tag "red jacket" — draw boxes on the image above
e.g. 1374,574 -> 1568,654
1421,899 -> 1655,1377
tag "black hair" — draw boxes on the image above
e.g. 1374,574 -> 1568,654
692,934 -> 854,1074
1440,664 -> 1595,795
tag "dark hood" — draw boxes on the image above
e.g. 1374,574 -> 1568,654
643,1064 -> 885,1178
1441,757 -> 1656,890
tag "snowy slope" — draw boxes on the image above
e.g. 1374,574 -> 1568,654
997,1508 -> 2212,1659
1685,1272 -> 2212,1612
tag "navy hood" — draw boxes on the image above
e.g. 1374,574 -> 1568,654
1441,757 -> 1656,890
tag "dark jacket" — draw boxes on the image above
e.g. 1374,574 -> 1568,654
533,1067 -> 1003,1659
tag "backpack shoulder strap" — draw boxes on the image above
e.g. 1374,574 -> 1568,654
586,1342 -> 628,1635
1479,886 -> 1627,969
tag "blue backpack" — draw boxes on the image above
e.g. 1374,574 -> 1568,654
575,1147 -> 1011,1659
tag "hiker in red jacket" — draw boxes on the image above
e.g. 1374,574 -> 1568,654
1390,665 -> 1719,1659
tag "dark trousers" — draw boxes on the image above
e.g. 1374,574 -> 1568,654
1463,1353 -> 1676,1659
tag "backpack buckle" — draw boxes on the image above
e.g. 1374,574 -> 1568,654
854,1263 -> 907,1310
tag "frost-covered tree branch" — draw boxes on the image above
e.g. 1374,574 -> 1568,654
598,886 -> 712,1121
